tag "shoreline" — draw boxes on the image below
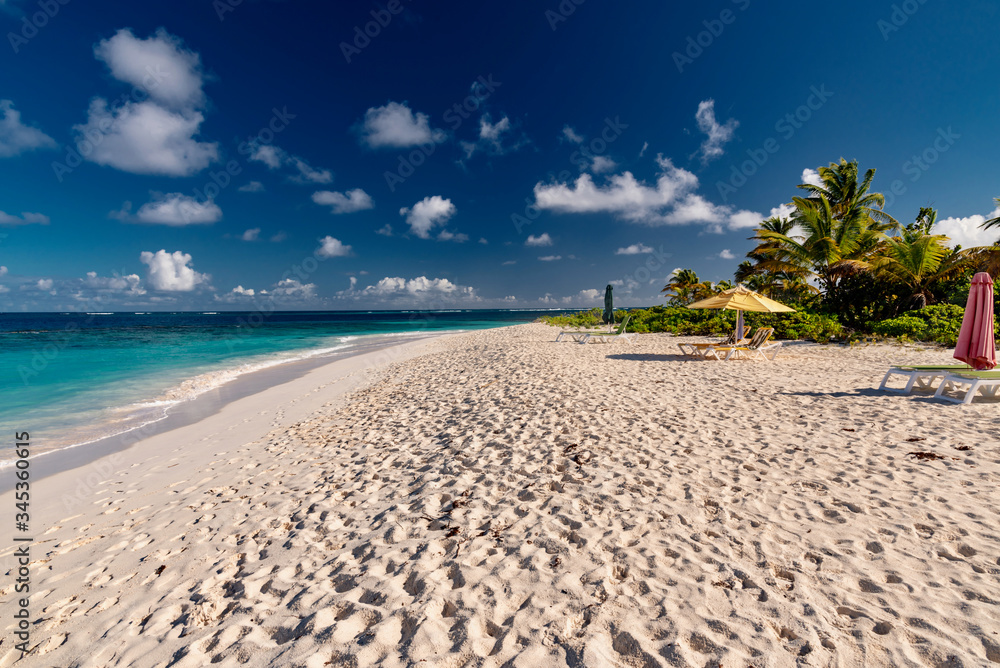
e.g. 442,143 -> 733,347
0,330 -> 458,490
2,331 -> 457,509
4,324 -> 999,667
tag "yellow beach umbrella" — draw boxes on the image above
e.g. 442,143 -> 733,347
687,285 -> 794,339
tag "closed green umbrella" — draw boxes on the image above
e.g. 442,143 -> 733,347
603,284 -> 614,327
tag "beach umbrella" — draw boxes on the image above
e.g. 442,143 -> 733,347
602,284 -> 614,326
953,272 -> 996,370
687,285 -> 795,340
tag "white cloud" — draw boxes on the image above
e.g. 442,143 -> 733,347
437,229 -> 469,242
75,29 -> 218,176
0,210 -> 49,226
83,271 -> 145,295
73,98 -> 218,176
241,228 -> 260,241
936,207 -> 1000,249
615,243 -> 653,255
590,155 -> 617,174
502,260 -> 517,266
578,289 -> 601,300
525,233 -> 553,247
0,266 -> 6,276
665,194 -> 729,225
0,100 -> 56,157
312,189 -> 374,214
356,275 -> 476,301
238,181 -> 264,193
358,101 -> 447,149
480,115 -> 510,142
315,236 -> 353,258
728,204 -> 797,230
249,145 -> 332,183
36,278 -> 53,291
250,144 -> 285,169
94,28 -> 205,110
289,157 -> 333,184
400,196 -> 456,239
270,278 -> 316,299
562,125 -> 583,143
539,255 -> 562,261
535,155 -> 761,231
215,285 -> 255,303
478,237 -> 488,245
535,155 -> 697,222
638,141 -> 649,158
270,231 -> 287,242
801,168 -> 823,187
129,193 -> 222,226
140,249 -> 209,291
461,114 -> 525,159
695,99 -> 738,164
376,224 -> 393,237
718,249 -> 736,260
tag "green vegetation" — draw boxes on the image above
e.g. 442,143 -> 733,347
541,306 -> 843,343
542,160 -> 1000,346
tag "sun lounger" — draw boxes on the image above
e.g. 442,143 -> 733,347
677,328 -> 752,358
706,327 -> 780,361
556,326 -> 611,342
879,364 -> 973,394
578,316 -> 636,344
933,370 -> 1000,404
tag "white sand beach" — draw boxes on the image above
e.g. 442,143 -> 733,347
4,324 -> 1000,667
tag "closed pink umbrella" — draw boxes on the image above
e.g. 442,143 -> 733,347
953,272 -> 996,370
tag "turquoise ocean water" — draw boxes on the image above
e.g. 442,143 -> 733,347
0,310 -> 558,463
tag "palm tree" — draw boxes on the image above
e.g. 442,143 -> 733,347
754,194 -> 888,300
871,231 -> 965,309
980,197 -> 1000,229
749,161 -> 899,316
797,158 -> 898,229
661,269 -> 701,304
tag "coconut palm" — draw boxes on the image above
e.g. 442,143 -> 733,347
980,197 -> 1000,229
797,159 -> 899,229
871,231 -> 966,309
753,194 -> 889,299
661,269 -> 701,304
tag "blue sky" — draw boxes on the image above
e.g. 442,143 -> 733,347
1,0 -> 998,311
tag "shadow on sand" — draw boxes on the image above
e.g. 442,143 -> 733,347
604,353 -> 690,363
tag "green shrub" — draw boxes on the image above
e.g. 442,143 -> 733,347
865,303 -> 1000,346
870,315 -> 928,340
538,308 -> 603,328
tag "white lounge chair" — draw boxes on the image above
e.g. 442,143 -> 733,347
578,316 -> 636,344
933,370 -> 1000,404
879,364 -> 972,394
556,325 -> 613,342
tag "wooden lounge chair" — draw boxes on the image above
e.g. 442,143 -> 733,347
933,370 -> 1000,404
677,328 -> 752,358
879,364 -> 973,394
706,327 -> 780,361
578,316 -> 636,344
